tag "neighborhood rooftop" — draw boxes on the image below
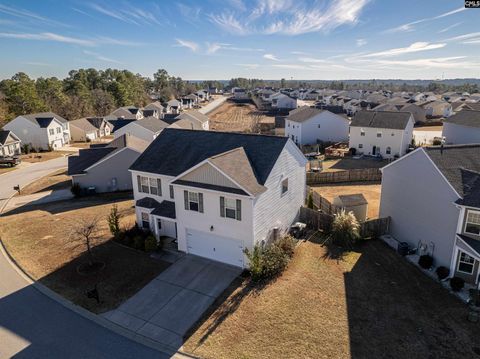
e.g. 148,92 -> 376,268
287,106 -> 323,123
22,112 -> 68,126
350,111 -> 412,130
443,110 -> 480,128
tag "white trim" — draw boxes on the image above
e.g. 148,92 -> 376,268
380,147 -> 422,172
151,213 -> 176,222
456,235 -> 480,260
464,209 -> 480,236
456,250 -> 476,275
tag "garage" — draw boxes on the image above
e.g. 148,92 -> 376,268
51,139 -> 63,149
186,229 -> 244,267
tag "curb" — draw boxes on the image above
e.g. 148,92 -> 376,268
0,167 -> 198,358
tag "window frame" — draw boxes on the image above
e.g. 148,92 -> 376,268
169,185 -> 174,199
465,210 -> 480,236
187,191 -> 200,212
141,212 -> 150,229
386,146 -> 391,155
56,127 -> 62,134
377,132 -> 382,138
281,178 -> 289,195
457,251 -> 475,274
360,129 -> 365,136
49,128 -> 55,136
358,143 -> 363,149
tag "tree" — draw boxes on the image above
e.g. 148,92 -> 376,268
107,204 -> 121,237
328,210 -> 361,249
71,216 -> 101,266
0,72 -> 45,115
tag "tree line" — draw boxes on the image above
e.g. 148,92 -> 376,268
0,69 -> 221,125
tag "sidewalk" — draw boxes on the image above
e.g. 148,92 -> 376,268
2,189 -> 73,213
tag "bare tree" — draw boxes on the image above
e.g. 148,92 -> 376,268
71,216 -> 101,266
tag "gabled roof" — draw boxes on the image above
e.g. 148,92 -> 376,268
443,110 -> 480,129
168,118 -> 202,130
130,129 -> 289,187
0,130 -> 20,145
167,99 -> 181,107
175,110 -> 209,124
105,118 -> 136,132
134,117 -> 169,133
86,117 -> 110,130
143,101 -> 164,111
351,111 -> 412,130
463,102 -> 480,111
287,106 -> 323,123
21,112 -> 68,125
110,107 -> 140,119
70,118 -> 98,133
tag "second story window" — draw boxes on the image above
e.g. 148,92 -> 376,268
137,175 -> 161,195
49,128 -> 54,136
184,191 -> 203,213
220,197 -> 241,220
281,178 -> 289,195
377,132 -> 382,138
57,127 -> 61,134
360,129 -> 365,136
465,210 -> 480,235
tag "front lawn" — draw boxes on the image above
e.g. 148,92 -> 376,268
0,195 -> 169,313
184,238 -> 478,359
16,169 -> 71,195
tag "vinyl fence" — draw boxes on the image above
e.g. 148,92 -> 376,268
306,168 -> 382,185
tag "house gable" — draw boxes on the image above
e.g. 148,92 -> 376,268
178,161 -> 242,191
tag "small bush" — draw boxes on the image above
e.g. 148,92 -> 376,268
107,204 -> 121,237
261,244 -> 289,279
22,143 -> 30,154
276,235 -> 296,258
432,139 -> 442,146
144,236 -> 158,252
450,276 -> 465,292
328,210 -> 361,249
133,235 -> 145,250
245,245 -> 264,281
71,183 -> 82,197
436,266 -> 450,280
418,255 -> 434,269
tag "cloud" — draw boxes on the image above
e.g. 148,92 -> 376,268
0,32 -> 95,46
385,7 -> 466,33
236,63 -> 260,70
174,38 -> 199,52
205,43 -> 263,54
0,4 -> 68,27
445,32 -> 480,44
373,57 -> 479,69
356,38 -> 367,47
22,61 -> 51,66
206,42 -> 225,54
360,42 -> 446,58
83,50 -> 123,64
298,57 -> 329,63
87,3 -> 161,27
263,53 -> 280,61
209,0 -> 370,36
438,22 -> 462,34
89,3 -> 138,25
272,64 -> 311,70
291,51 -> 309,55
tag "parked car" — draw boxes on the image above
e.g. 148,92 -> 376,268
0,156 -> 21,167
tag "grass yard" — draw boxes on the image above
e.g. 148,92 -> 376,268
208,101 -> 273,133
184,238 -> 478,359
0,195 -> 169,313
20,150 -> 71,163
312,182 -> 382,219
16,169 -> 71,195
0,165 -> 17,175
322,157 -> 389,172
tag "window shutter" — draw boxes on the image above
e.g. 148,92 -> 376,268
169,185 -> 174,199
184,190 -> 189,210
157,178 -> 162,196
137,175 -> 142,192
236,199 -> 242,221
198,193 -> 204,213
220,196 -> 225,217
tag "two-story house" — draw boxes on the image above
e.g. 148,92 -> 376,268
129,129 -> 307,268
113,117 -> 169,143
3,112 -> 70,150
380,144 -> 480,287
285,106 -> 349,145
442,110 -> 480,145
349,111 -> 414,159
0,130 -> 21,157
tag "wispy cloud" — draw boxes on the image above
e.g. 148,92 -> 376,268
88,2 -> 161,26
444,32 -> 480,45
438,22 -> 462,34
272,64 -> 311,70
298,57 -> 329,63
360,42 -> 446,58
174,38 -> 199,52
385,7 -> 466,33
236,63 -> 260,70
356,38 -> 367,47
22,61 -> 51,66
206,42 -> 226,54
0,4 -> 68,27
374,57 -> 479,69
291,51 -> 309,55
209,0 -> 370,35
0,32 -> 95,46
83,50 -> 122,64
89,3 -> 138,25
263,53 -> 280,61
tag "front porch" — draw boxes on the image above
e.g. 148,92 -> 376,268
453,234 -> 480,288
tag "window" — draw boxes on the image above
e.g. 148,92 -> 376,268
169,185 -> 174,199
281,178 -> 288,195
137,175 -> 161,195
360,130 -> 365,136
386,146 -> 391,155
141,212 -> 149,229
149,178 -> 161,195
317,124 -> 321,128
358,144 -> 363,149
49,128 -> 54,136
377,132 -> 382,138
138,176 -> 149,193
184,191 -> 203,213
220,196 -> 241,220
458,252 -> 475,274
157,219 -> 162,230
465,210 -> 480,235
56,127 -> 61,134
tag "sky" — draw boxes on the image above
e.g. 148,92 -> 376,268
0,0 -> 479,80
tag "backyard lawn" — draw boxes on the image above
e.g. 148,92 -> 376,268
322,157 -> 389,172
0,195 -> 169,313
184,238 -> 478,359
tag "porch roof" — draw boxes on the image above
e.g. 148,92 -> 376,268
457,233 -> 480,257
151,200 -> 176,219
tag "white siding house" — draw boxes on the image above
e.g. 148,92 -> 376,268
271,93 -> 297,110
113,117 -> 169,143
349,111 -> 414,158
442,110 -> 480,145
129,129 -> 307,268
285,107 -> 349,145
0,130 -> 21,157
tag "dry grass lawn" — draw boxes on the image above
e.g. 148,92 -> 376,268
184,239 -> 478,359
312,182 -> 381,219
0,166 -> 16,174
16,169 -> 71,195
322,157 -> 389,172
208,101 -> 273,133
21,150 -> 71,163
0,195 -> 169,313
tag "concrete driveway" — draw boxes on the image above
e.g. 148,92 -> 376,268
103,255 -> 241,349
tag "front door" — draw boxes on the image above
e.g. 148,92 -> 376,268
372,145 -> 377,155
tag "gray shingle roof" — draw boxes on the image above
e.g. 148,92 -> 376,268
287,106 -> 323,123
175,110 -> 209,124
136,197 -> 161,209
135,117 -> 169,133
457,233 -> 480,256
443,110 -> 480,129
130,129 -> 289,186
151,200 -> 176,219
351,111 -> 412,130
22,112 -> 68,125
425,144 -> 480,198
70,118 -> 98,133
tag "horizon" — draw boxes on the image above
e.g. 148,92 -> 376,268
0,0 -> 479,80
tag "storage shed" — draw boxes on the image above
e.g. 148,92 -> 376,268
333,193 -> 368,221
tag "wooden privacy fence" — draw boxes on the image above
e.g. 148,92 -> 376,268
299,206 -> 391,238
310,189 -> 341,215
307,168 -> 382,185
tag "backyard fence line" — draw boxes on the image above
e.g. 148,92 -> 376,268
306,167 -> 382,185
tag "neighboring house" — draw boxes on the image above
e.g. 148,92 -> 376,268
442,110 -> 480,145
113,117 -> 169,143
233,88 -> 249,101
271,93 -> 297,110
142,102 -> 164,119
285,107 -> 349,145
0,130 -> 21,157
110,106 -> 144,120
374,103 -> 427,124
173,110 -> 209,131
3,112 -> 70,150
68,134 -> 148,193
129,129 -> 307,268
69,117 -> 113,142
106,118 -> 136,133
166,99 -> 182,114
181,94 -> 199,109
349,111 -> 414,158
421,100 -> 453,118
379,144 -> 480,287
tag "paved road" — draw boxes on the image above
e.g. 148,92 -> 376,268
0,158 -> 172,358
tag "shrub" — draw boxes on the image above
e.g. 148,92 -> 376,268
261,244 -> 289,279
276,235 -> 296,258
144,235 -> 158,252
418,255 -> 434,269
71,183 -> 82,197
107,204 -> 121,237
349,147 -> 357,156
435,266 -> 450,280
328,210 -> 361,249
244,245 -> 264,281
22,143 -> 30,154
133,235 -> 145,250
432,139 -> 442,146
307,193 -> 314,209
450,276 -> 465,292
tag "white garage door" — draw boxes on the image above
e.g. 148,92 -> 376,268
186,229 -> 244,267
